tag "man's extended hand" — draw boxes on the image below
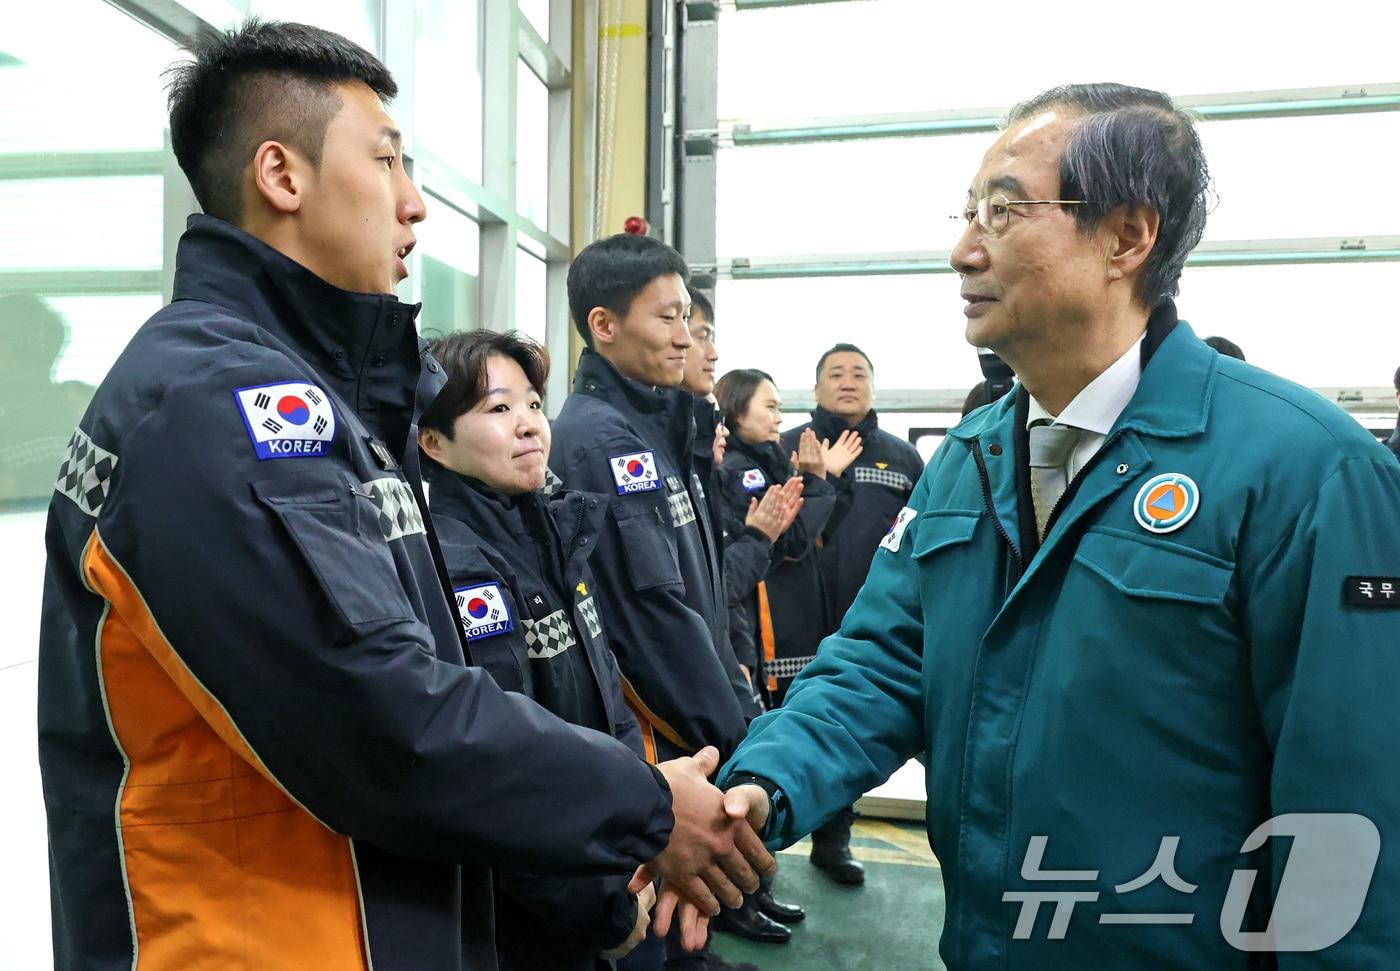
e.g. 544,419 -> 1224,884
629,748 -> 776,924
652,783 -> 774,950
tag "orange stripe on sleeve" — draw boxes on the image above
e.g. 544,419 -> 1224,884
83,529 -> 369,970
756,581 -> 778,693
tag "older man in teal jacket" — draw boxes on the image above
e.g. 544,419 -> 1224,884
711,83 -> 1400,968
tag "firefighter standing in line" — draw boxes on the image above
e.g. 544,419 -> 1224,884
778,343 -> 924,885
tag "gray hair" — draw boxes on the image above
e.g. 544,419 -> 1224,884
1005,83 -> 1212,308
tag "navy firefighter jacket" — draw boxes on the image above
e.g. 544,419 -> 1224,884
550,350 -> 756,764
429,469 -> 645,970
37,215 -> 672,971
718,436 -> 839,702
781,407 -> 924,634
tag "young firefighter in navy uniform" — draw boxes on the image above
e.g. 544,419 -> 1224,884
680,295 -> 807,946
550,235 -> 758,971
418,330 -> 657,970
778,343 -> 923,886
35,22 -> 774,971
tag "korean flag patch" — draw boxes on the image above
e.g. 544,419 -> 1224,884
741,468 -> 767,492
879,506 -> 918,553
610,450 -> 661,495
234,381 -> 336,460
454,582 -> 514,640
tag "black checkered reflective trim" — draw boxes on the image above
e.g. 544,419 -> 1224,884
541,467 -> 564,495
854,466 -> 914,492
523,608 -> 577,659
578,596 -> 603,638
668,488 -> 697,528
362,476 -> 426,541
767,655 -> 816,681
54,428 -> 118,518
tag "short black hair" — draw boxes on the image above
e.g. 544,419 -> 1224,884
714,368 -> 776,431
165,18 -> 397,223
419,330 -> 550,445
1005,83 -> 1212,308
1204,336 -> 1245,361
1394,365 -> 1400,393
567,234 -> 689,347
815,342 -> 873,381
687,285 -> 714,326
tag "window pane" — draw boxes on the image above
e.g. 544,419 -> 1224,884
0,2 -> 175,508
415,193 -> 480,336
718,108 -> 1400,258
1174,262 -> 1400,390
519,0 -> 550,40
720,0 -> 1400,120
416,0 -> 483,181
1202,113 -> 1400,241
514,248 -> 547,345
714,274 -> 984,394
516,59 -> 549,227
717,135 -> 986,256
0,176 -> 163,269
248,0 -> 383,53
718,262 -> 1400,401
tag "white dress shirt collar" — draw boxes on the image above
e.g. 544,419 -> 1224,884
1026,336 -> 1144,434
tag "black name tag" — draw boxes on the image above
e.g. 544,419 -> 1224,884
1344,576 -> 1400,608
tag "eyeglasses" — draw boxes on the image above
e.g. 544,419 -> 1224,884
952,194 -> 1092,237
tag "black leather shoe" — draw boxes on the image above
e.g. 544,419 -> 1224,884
713,897 -> 791,944
809,841 -> 866,886
754,885 -> 805,923
665,950 -> 759,971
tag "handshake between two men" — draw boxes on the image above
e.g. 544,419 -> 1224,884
613,746 -> 775,955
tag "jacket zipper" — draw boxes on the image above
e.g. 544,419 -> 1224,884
970,437 -> 1025,583
1040,429 -> 1127,540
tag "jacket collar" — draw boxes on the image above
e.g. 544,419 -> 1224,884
947,300 -> 1207,444
573,348 -> 677,417
729,435 -> 790,479
573,348 -> 696,470
171,214 -> 422,381
811,405 -> 878,442
428,470 -> 524,528
170,215 -> 430,457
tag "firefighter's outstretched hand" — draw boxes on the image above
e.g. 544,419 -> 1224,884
649,782 -> 773,951
629,748 -> 776,949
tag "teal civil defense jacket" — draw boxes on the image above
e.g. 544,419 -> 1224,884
722,313 -> 1400,969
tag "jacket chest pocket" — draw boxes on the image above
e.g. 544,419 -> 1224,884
910,509 -> 985,609
614,501 -> 683,591
1072,527 -> 1233,606
910,509 -> 983,561
254,473 -> 418,634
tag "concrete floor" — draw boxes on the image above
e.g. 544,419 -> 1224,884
712,820 -> 948,971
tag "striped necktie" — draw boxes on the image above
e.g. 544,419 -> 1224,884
1028,421 -> 1080,540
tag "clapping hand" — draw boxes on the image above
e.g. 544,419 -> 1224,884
821,429 -> 864,477
790,428 -> 827,478
744,475 -> 805,543
711,421 -> 729,468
